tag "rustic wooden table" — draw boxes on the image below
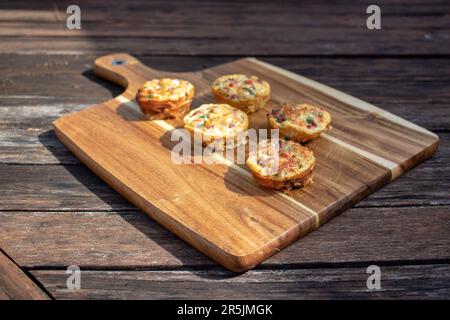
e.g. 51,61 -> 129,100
0,0 -> 449,299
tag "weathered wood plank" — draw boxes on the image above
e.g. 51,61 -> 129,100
11,47 -> 443,273
0,0 -> 447,297
0,105 -> 87,164
0,164 -> 133,211
0,130 -> 447,209
1,207 -> 448,269
0,0 -> 449,55
31,264 -> 450,299
0,250 -> 50,300
3,0 -> 450,23
0,100 -> 445,165
1,55 -> 449,130
0,56 -> 448,166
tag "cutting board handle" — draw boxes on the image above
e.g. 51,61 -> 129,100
93,53 -> 148,90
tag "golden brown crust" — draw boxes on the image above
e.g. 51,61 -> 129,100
137,97 -> 192,120
183,103 -> 249,150
268,103 -> 331,143
246,139 -> 316,190
136,78 -> 195,119
250,163 -> 314,190
212,74 -> 270,114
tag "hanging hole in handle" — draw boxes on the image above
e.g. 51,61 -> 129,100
112,59 -> 127,66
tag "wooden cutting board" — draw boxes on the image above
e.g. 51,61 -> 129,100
53,53 -> 439,272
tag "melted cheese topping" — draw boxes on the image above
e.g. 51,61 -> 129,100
247,139 -> 315,179
139,78 -> 194,102
270,103 -> 331,133
184,104 -> 248,139
213,74 -> 270,102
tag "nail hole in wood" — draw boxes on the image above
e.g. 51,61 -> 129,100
112,59 -> 127,66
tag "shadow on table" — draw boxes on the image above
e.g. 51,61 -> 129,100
37,129 -> 244,279
81,69 -> 124,98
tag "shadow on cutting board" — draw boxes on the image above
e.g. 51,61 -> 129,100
38,129 -> 244,279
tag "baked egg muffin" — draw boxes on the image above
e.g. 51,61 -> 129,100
136,78 -> 195,119
212,74 -> 270,114
183,103 -> 249,150
268,103 -> 331,142
246,139 -> 315,190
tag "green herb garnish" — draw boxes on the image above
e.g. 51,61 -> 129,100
306,115 -> 314,124
244,87 -> 256,96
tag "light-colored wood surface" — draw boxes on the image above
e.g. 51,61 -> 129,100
53,53 -> 439,272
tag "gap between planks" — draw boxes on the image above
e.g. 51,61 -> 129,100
20,258 -> 450,273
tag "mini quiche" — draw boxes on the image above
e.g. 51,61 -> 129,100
268,103 -> 331,142
246,139 -> 315,190
136,78 -> 195,119
183,103 -> 249,150
212,74 -> 270,114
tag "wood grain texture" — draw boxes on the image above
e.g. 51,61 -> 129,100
1,149 -> 449,212
1,0 -> 449,55
1,106 -> 449,168
51,53 -> 439,271
1,207 -> 449,269
1,54 -> 449,130
1,54 -> 449,166
0,0 -> 448,300
0,250 -> 50,300
31,264 -> 450,299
